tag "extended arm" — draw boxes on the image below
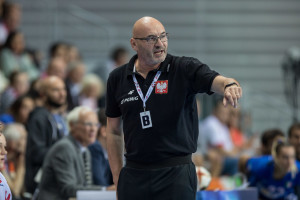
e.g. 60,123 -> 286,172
211,75 -> 242,108
106,117 -> 124,187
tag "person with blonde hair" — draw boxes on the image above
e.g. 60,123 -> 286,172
79,74 -> 105,110
249,140 -> 300,200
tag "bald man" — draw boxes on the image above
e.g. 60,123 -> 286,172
106,16 -> 242,200
25,76 -> 67,195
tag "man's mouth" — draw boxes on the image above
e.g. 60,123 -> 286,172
154,50 -> 165,55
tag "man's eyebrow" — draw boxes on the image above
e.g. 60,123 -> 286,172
146,32 -> 166,37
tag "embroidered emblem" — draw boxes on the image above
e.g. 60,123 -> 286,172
155,80 -> 168,94
128,90 -> 134,95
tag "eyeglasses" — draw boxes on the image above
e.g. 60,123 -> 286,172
134,33 -> 169,44
78,121 -> 101,128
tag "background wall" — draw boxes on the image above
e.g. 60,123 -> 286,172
16,0 -> 300,134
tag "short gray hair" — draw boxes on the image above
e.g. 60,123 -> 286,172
66,106 -> 95,125
3,123 -> 25,141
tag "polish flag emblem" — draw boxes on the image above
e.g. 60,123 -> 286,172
155,80 -> 168,94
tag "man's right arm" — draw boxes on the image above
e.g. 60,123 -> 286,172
106,116 -> 124,187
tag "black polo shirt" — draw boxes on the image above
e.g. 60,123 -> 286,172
106,54 -> 219,163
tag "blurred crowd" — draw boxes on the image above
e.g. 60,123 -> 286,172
0,1 -> 300,200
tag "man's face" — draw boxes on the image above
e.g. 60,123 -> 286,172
72,111 -> 98,147
46,78 -> 66,108
289,128 -> 300,159
132,22 -> 168,67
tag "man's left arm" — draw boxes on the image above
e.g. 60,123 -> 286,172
211,75 -> 242,108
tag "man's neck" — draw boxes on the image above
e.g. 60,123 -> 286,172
45,104 -> 60,114
135,60 -> 160,79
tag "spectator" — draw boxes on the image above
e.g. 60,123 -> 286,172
79,74 -> 105,110
2,123 -> 26,199
38,106 -> 113,200
0,94 -> 34,125
94,46 -> 129,81
65,61 -> 85,111
0,31 -> 39,81
43,57 -> 67,80
0,71 -> 29,114
48,41 -> 69,61
0,123 -> 12,200
239,128 -> 285,176
248,141 -> 300,200
261,129 -> 285,155
88,109 -> 114,186
0,2 -> 21,46
66,44 -> 81,63
25,76 -> 67,195
199,100 -> 238,177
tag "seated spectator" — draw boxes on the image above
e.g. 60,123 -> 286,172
0,122 -> 12,200
65,61 -> 86,111
1,123 -> 26,199
43,57 -> 67,80
25,76 -> 67,196
0,94 -> 35,125
94,46 -> 129,81
260,129 -> 285,155
0,31 -> 39,81
38,106 -> 114,200
0,71 -> 29,114
79,74 -> 105,110
239,128 -> 285,175
248,141 -> 300,200
199,100 -> 238,177
88,109 -> 113,186
48,41 -> 69,62
66,44 -> 81,64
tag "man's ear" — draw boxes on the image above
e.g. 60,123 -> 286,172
130,38 -> 138,51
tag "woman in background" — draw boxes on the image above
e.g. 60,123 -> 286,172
249,140 -> 300,200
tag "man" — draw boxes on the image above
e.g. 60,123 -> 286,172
106,16 -> 242,200
88,109 -> 114,186
25,76 -> 67,195
38,106 -> 107,200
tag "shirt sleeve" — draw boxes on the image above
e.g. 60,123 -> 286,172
105,73 -> 122,118
185,57 -> 219,94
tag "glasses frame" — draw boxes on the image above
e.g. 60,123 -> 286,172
134,33 -> 169,44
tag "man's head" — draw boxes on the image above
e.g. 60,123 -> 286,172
67,61 -> 85,84
288,123 -> 300,160
261,129 -> 285,155
46,57 -> 67,80
41,76 -> 66,109
213,100 -> 230,125
67,106 -> 98,147
3,123 -> 27,156
130,16 -> 168,67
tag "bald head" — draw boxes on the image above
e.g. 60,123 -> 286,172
132,16 -> 165,38
41,76 -> 66,108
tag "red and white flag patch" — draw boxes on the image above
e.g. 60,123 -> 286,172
155,80 -> 168,94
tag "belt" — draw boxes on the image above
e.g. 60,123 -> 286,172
125,154 -> 192,169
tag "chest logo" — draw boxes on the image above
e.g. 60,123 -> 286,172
155,80 -> 168,94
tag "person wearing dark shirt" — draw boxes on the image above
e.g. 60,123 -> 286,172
106,16 -> 242,200
25,76 -> 67,195
88,109 -> 113,186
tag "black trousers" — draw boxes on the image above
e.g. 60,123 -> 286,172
117,163 -> 197,200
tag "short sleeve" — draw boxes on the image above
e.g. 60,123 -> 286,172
185,58 -> 219,94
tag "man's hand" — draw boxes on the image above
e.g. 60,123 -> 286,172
223,85 -> 242,108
